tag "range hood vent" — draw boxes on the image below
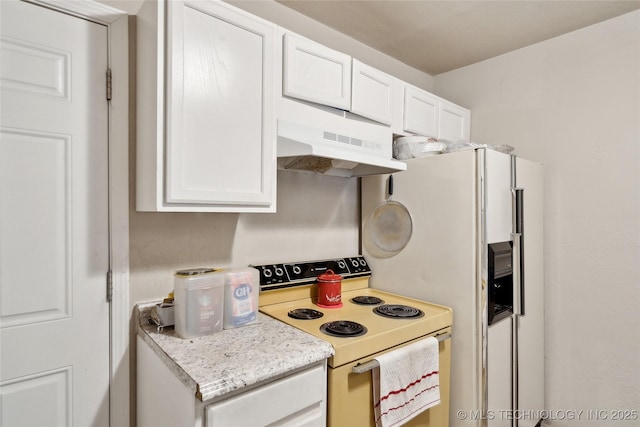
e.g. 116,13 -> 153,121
277,120 -> 407,177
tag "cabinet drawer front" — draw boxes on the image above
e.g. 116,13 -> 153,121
351,59 -> 394,125
206,363 -> 326,427
403,86 -> 439,137
283,33 -> 351,111
166,1 -> 275,207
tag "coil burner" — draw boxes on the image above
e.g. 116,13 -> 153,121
320,320 -> 367,337
373,304 -> 425,319
350,295 -> 385,305
288,308 -> 324,320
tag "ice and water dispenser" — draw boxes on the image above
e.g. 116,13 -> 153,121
487,241 -> 513,325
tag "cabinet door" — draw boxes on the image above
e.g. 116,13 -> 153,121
403,85 -> 439,137
438,99 -> 471,142
283,33 -> 351,111
165,0 -> 275,208
351,59 -> 393,125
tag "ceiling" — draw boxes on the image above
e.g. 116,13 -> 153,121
276,0 -> 640,75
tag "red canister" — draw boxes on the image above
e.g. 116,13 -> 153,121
317,269 -> 343,308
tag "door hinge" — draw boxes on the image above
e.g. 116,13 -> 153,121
106,270 -> 113,303
106,68 -> 112,101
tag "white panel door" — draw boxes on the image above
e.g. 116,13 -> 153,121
351,59 -> 393,125
403,85 -> 439,137
0,1 -> 110,426
282,33 -> 352,110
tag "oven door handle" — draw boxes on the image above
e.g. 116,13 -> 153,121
351,332 -> 452,374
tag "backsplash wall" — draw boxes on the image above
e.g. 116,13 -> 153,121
129,170 -> 360,304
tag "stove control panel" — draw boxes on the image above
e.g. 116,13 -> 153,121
252,256 -> 371,290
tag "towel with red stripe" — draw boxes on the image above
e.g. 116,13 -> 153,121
373,336 -> 440,427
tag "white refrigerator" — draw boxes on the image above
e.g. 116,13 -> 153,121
361,148 -> 544,427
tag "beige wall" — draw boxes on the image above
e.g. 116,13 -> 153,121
434,10 -> 640,425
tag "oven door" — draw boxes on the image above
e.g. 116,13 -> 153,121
326,327 -> 452,427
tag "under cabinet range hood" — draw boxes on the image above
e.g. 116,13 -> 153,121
277,120 -> 407,177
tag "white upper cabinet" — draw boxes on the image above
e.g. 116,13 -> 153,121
137,0 -> 276,212
438,99 -> 471,142
351,59 -> 394,125
280,32 -> 470,141
403,85 -> 440,137
283,33 -> 351,111
397,84 -> 471,142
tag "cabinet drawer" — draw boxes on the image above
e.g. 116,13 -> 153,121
206,363 -> 326,426
283,33 -> 351,111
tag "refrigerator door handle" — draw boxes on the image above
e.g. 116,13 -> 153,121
512,232 -> 523,316
512,188 -> 525,316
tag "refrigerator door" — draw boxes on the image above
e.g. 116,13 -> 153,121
514,157 -> 545,426
362,150 -> 482,426
361,149 -> 544,427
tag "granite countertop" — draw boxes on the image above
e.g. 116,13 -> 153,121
136,303 -> 334,402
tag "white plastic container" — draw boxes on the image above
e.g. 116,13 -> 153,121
223,267 -> 259,329
174,268 -> 225,338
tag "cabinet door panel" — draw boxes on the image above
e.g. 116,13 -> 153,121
351,59 -> 393,125
283,33 -> 351,110
403,86 -> 439,137
166,1 -> 274,206
438,100 -> 471,142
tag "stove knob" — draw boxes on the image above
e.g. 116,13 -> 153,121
292,265 -> 302,275
351,259 -> 359,268
359,258 -> 367,267
263,268 -> 273,278
274,266 -> 284,277
337,260 -> 346,270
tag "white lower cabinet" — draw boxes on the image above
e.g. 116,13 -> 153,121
136,0 -> 276,212
137,336 -> 328,427
206,364 -> 327,427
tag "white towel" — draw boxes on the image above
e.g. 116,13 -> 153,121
373,336 -> 440,427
